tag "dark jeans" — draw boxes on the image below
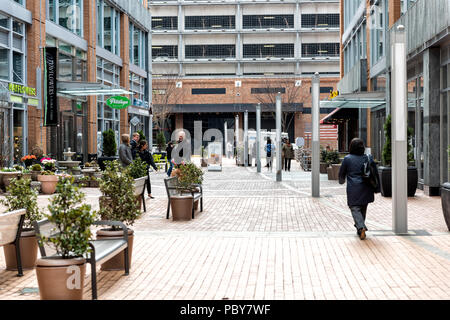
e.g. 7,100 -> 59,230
167,160 -> 174,177
349,204 -> 368,231
145,173 -> 152,195
284,158 -> 291,171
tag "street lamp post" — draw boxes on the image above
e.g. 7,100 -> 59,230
276,93 -> 282,182
391,25 -> 408,234
311,72 -> 320,197
244,110 -> 248,167
256,103 -> 261,173
149,114 -> 153,151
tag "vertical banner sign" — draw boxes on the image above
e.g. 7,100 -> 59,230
45,47 -> 58,126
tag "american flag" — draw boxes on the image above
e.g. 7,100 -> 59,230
304,125 -> 338,141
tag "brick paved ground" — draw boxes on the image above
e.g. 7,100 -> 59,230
0,157 -> 449,300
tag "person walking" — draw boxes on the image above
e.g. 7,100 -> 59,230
338,138 -> 380,240
118,134 -> 133,167
166,141 -> 174,177
264,138 -> 275,172
137,140 -> 158,199
130,132 -> 140,159
282,140 -> 294,172
281,138 -> 287,170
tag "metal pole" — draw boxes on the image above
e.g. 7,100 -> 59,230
244,110 -> 248,167
149,114 -> 153,151
276,93 -> 282,182
256,103 -> 261,173
235,114 -> 239,162
224,121 -> 227,158
311,72 -> 320,197
391,25 -> 408,234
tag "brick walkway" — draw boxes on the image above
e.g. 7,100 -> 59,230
1,158 -> 449,300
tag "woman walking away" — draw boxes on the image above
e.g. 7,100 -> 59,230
338,138 -> 380,240
119,134 -> 133,167
137,140 -> 158,199
264,138 -> 275,172
166,141 -> 174,177
282,140 -> 294,172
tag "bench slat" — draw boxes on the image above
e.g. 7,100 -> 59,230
87,239 -> 127,265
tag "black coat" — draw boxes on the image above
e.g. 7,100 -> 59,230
130,139 -> 138,159
339,154 -> 380,206
137,149 -> 158,171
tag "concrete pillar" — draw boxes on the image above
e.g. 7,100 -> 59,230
256,104 -> 261,173
276,94 -> 282,182
311,73 -> 320,197
244,110 -> 248,167
120,13 -> 130,136
423,47 -> 441,196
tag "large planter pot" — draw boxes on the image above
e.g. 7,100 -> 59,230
37,174 -> 59,194
0,171 -> 20,190
327,167 -> 336,180
98,156 -> 118,171
320,163 -> 329,174
440,183 -> 450,231
378,166 -> 418,197
170,195 -> 193,221
3,229 -> 39,270
201,159 -> 207,167
331,164 -> 341,180
133,176 -> 147,196
96,228 -> 134,271
36,257 -> 86,300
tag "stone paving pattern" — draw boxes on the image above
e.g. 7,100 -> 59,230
0,158 -> 449,300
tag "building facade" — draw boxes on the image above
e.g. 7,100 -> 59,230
337,0 -> 450,196
150,0 -> 341,152
0,0 -> 151,166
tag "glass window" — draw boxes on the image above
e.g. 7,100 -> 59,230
0,48 -> 9,80
103,4 -> 112,52
0,13 -> 9,29
12,51 -> 23,83
50,0 -> 83,37
97,1 -> 120,55
12,21 -> 23,35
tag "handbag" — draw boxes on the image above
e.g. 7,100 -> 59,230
362,154 -> 379,190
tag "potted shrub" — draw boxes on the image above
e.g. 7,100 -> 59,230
30,164 -> 43,181
325,150 -> 340,180
97,160 -> 142,270
35,176 -> 96,300
171,162 -> 204,220
440,147 -> 450,231
98,129 -> 118,171
320,148 -> 329,174
40,157 -> 57,172
1,177 -> 44,271
156,131 -> 166,152
21,155 -> 37,168
136,129 -> 146,142
19,168 -> 32,181
0,167 -> 21,191
378,114 -> 418,197
37,171 -> 59,195
127,156 -> 149,209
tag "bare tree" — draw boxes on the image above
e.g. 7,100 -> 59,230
252,77 -> 302,133
152,75 -> 183,132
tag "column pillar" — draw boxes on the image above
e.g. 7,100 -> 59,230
120,14 -> 130,136
311,73 -> 320,197
423,47 -> 441,196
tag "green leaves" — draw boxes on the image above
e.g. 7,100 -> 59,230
128,156 -> 148,179
176,162 -> 204,191
43,176 -> 96,259
102,129 -> 117,157
1,177 -> 43,228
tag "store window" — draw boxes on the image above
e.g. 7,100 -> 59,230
96,0 -> 120,55
0,15 -> 25,84
129,23 -> 147,70
47,0 -> 83,37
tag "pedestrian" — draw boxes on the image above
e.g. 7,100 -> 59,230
166,141 -> 174,177
137,140 -> 158,199
338,138 -> 380,240
118,134 -> 133,167
173,131 -> 186,165
264,138 -> 275,172
281,138 -> 287,170
130,132 -> 140,159
282,140 -> 294,172
227,142 -> 233,159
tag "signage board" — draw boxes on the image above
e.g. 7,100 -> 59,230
106,96 -> 131,109
45,47 -> 58,126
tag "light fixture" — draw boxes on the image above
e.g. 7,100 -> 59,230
152,18 -> 163,21
263,16 -> 275,19
264,45 -> 275,48
152,46 -> 163,49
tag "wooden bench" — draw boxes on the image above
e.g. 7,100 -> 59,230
0,209 -> 26,276
164,177 -> 203,219
33,219 -> 129,300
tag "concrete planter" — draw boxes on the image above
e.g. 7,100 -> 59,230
133,176 -> 147,196
378,166 -> 418,197
440,183 -> 450,231
170,195 -> 193,221
37,175 -> 59,194
0,171 -> 20,190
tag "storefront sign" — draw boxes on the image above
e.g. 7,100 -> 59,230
106,96 -> 130,109
329,90 -> 339,100
45,47 -> 58,126
8,83 -> 36,96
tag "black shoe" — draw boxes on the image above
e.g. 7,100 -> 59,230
148,195 -> 155,199
359,228 -> 366,240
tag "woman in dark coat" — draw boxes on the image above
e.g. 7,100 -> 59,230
339,138 -> 380,240
137,140 -> 158,199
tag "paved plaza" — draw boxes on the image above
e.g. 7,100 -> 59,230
1,158 -> 449,300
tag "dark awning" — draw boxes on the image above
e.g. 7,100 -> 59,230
320,108 -> 359,125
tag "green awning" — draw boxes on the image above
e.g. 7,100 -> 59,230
320,91 -> 386,109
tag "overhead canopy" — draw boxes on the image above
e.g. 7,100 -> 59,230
320,91 -> 386,109
57,81 -> 133,96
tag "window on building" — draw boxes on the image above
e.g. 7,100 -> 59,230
243,44 -> 294,58
152,16 -> 178,30
192,88 -> 226,95
48,0 -> 83,37
129,23 -> 147,69
129,72 -> 148,103
152,45 -> 178,59
0,14 -> 25,83
243,15 -> 294,29
185,45 -> 235,59
96,0 -> 120,55
13,0 -> 25,5
301,43 -> 339,57
251,88 -> 286,94
309,86 -> 334,93
185,16 -> 235,30
301,14 -> 339,28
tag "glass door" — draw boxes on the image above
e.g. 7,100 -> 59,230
0,108 -> 10,167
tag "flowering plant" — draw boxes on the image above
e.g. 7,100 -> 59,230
21,155 -> 37,167
41,157 -> 57,171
